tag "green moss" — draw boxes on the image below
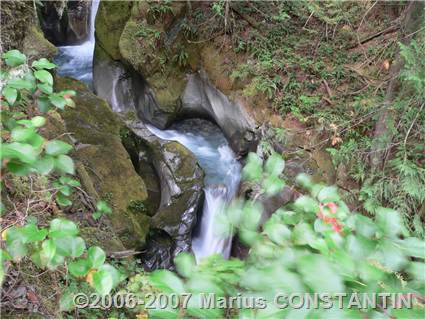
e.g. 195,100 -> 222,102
95,0 -> 133,60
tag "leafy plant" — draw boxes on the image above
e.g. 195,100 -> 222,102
141,153 -> 424,318
92,200 -> 113,220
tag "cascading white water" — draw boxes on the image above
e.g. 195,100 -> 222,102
54,0 -> 100,86
54,0 -> 241,263
147,121 -> 241,262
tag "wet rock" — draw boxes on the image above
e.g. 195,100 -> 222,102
52,77 -> 151,249
39,0 -> 91,45
121,122 -> 204,269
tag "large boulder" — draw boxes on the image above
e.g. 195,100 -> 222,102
121,122 -> 204,269
38,0 -> 91,45
0,1 -> 57,59
52,77 -> 151,249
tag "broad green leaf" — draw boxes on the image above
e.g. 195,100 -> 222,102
354,214 -> 377,238
45,140 -> 73,156
346,235 -> 376,259
46,253 -> 65,270
264,219 -> 291,245
40,239 -> 56,265
0,249 -> 12,263
396,237 -> 425,259
92,269 -> 113,295
10,127 -> 36,143
1,142 -> 37,163
69,259 -> 91,277
20,224 -> 47,243
33,156 -> 54,175
49,218 -> 78,238
55,155 -> 75,174
317,186 -> 340,203
292,222 -> 316,245
293,196 -> 319,214
7,239 -> 27,260
174,252 -> 196,278
6,161 -> 32,176
37,83 -> 53,94
376,207 -> 403,238
297,254 -> 344,293
3,49 -> 26,67
241,201 -> 262,231
87,246 -> 106,269
149,270 -> 185,294
265,152 -> 285,176
98,264 -> 123,287
34,70 -> 53,85
186,294 -> 224,319
56,193 -> 72,207
37,96 -> 51,113
59,289 -> 75,312
377,240 -> 407,271
295,173 -> 313,190
7,79 -> 33,90
262,175 -> 285,196
408,262 -> 425,282
54,236 -> 85,258
49,94 -> 67,109
2,86 -> 17,105
32,58 -> 56,70
242,152 -> 263,181
30,116 -> 46,128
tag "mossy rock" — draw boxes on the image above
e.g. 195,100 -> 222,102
53,77 -> 151,248
23,26 -> 58,61
95,0 -> 133,60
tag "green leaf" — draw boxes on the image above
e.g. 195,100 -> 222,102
7,239 -> 27,260
377,240 -> 407,271
32,58 -> 56,70
396,237 -> 425,259
10,127 -> 36,143
54,236 -> 85,258
408,262 -> 425,282
37,83 -> 53,94
92,269 -> 113,295
59,289 -> 76,312
149,307 -> 180,319
174,252 -> 196,278
376,207 -> 403,238
346,234 -> 376,259
295,173 -> 313,190
33,156 -> 54,175
7,79 -> 33,90
56,192 -> 72,207
354,214 -> 377,238
293,196 -> 319,214
55,155 -> 75,174
3,50 -> 26,67
98,264 -> 123,287
20,224 -> 48,243
31,116 -> 46,128
37,96 -> 51,113
87,246 -> 106,269
242,152 -> 263,181
45,140 -> 73,156
150,270 -> 185,294
69,259 -> 91,277
2,86 -> 17,105
264,219 -> 291,245
6,161 -> 32,176
265,152 -> 285,176
40,239 -> 56,265
49,94 -> 67,109
297,254 -> 344,293
1,142 -> 37,163
49,218 -> 78,238
317,186 -> 340,203
292,222 -> 316,246
262,175 -> 285,196
34,70 -> 53,85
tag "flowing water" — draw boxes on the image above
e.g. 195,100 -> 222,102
54,0 -> 241,262
54,0 -> 100,87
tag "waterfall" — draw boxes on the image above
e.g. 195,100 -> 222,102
146,121 -> 241,262
54,0 -> 241,263
54,0 -> 100,86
